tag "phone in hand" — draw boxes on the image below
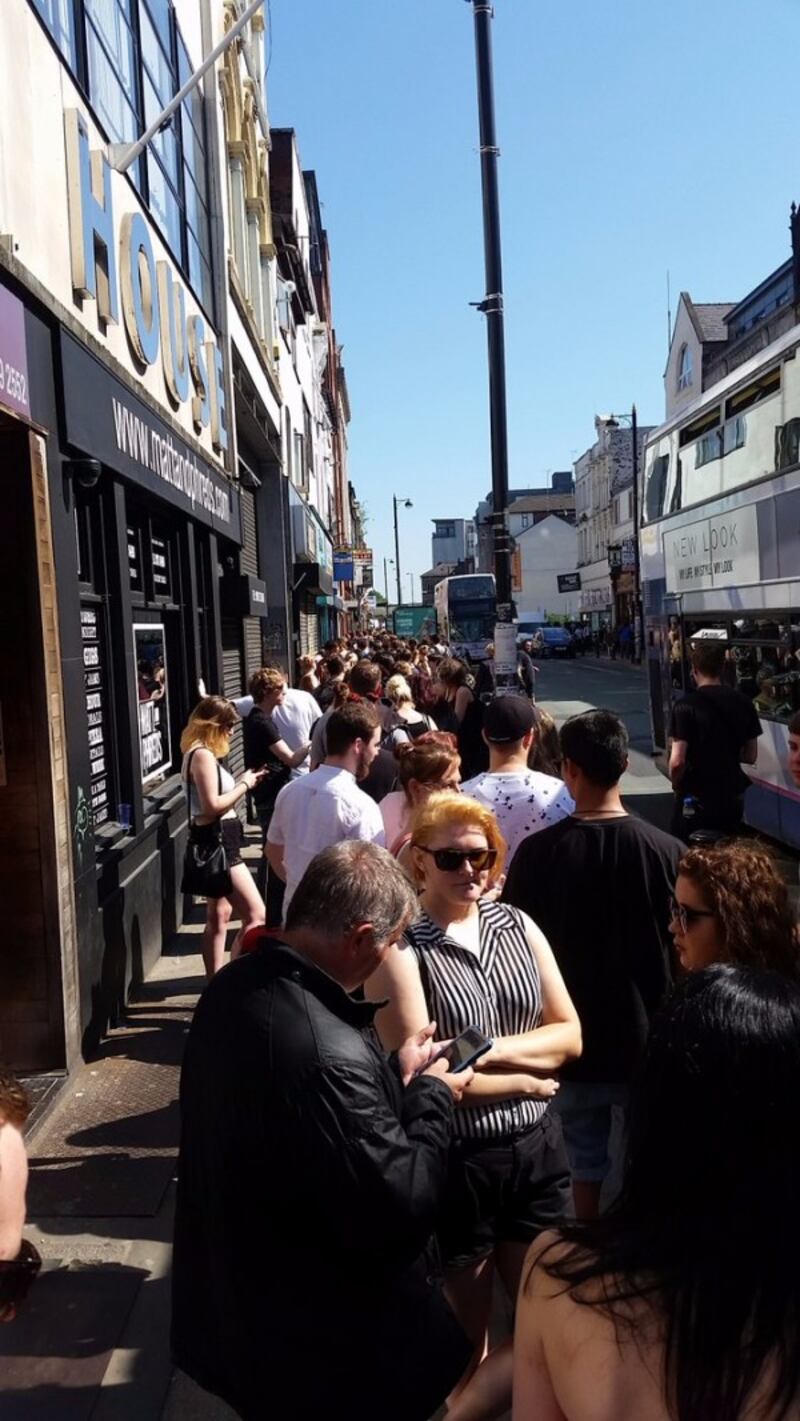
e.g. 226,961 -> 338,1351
429,1026 -> 493,1074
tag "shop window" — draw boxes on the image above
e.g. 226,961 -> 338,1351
677,344 -> 693,391
134,622 -> 171,783
150,520 -> 173,600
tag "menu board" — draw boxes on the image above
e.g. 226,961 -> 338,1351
80,604 -> 111,826
127,524 -> 142,593
151,532 -> 171,598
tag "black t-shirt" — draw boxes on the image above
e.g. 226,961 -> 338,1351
242,707 -> 284,806
360,748 -> 397,805
502,815 -> 682,1083
669,685 -> 761,803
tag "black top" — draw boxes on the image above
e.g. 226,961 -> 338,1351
503,815 -> 682,1083
360,746 -> 398,804
669,685 -> 761,803
242,706 -> 285,806
172,942 -> 469,1420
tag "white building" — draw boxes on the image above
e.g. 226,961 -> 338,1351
513,515 -> 579,621
431,518 -> 475,569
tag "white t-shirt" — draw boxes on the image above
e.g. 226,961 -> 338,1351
267,764 -> 385,910
461,768 -> 575,861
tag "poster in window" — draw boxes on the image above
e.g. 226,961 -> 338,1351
133,624 -> 171,782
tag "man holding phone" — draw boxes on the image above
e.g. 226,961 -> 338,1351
172,841 -> 473,1421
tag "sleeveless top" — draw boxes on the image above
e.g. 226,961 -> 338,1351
404,899 -> 547,1141
182,748 -> 236,821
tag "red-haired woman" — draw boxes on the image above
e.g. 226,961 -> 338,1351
670,838 -> 799,976
367,790 -> 581,1399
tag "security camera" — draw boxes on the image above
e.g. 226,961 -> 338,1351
66,457 -> 102,490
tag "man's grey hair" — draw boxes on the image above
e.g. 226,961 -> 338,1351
285,841 -> 418,944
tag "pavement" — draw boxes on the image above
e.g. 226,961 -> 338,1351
2,660 -> 666,1420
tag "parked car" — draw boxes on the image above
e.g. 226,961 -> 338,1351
538,627 -> 575,659
515,618 -> 546,649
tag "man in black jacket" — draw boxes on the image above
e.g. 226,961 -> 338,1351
172,841 -> 472,1421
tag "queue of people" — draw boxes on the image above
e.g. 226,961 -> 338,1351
166,631 -> 800,1421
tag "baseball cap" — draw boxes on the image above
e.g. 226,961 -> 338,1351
483,696 -> 536,744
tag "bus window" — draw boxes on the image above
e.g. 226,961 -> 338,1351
645,454 -> 669,522
669,457 -> 683,513
729,617 -> 800,724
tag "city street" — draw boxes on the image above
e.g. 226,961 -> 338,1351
536,654 -> 672,830
1,657 -> 667,1421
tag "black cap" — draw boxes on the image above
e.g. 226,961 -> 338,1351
483,696 -> 536,744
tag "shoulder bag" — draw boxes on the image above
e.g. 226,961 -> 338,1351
181,749 -> 233,899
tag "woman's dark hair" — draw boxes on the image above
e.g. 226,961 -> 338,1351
437,657 -> 470,689
538,966 -> 800,1421
395,731 -> 460,792
679,840 -> 799,977
559,708 -> 628,787
788,710 -> 800,737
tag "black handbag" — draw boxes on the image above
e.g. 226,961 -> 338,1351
181,751 -> 233,899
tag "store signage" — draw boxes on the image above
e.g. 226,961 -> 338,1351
664,503 -> 760,593
333,550 -> 354,582
61,333 -> 241,541
65,110 -> 227,455
134,624 -> 171,783
0,285 -> 30,420
557,572 -> 581,593
607,544 -> 622,572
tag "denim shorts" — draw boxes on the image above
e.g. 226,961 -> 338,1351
551,1081 -> 629,1184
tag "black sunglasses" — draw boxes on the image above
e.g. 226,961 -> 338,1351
417,846 -> 497,873
670,897 -> 716,933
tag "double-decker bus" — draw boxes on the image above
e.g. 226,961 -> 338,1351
434,573 -> 497,663
640,320 -> 800,847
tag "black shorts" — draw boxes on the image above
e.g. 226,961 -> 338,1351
439,1110 -> 571,1269
192,817 -> 244,870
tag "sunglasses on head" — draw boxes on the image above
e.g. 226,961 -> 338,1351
417,846 -> 497,873
670,897 -> 715,933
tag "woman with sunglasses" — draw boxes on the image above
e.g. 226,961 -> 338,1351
367,790 -> 581,1398
181,697 -> 269,978
670,839 -> 799,976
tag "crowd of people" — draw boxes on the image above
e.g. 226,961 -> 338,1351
4,628 -> 800,1421
169,631 -> 800,1421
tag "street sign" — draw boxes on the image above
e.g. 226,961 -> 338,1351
333,550 -> 354,581
557,572 -> 581,593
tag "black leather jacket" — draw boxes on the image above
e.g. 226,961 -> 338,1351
171,941 -> 470,1421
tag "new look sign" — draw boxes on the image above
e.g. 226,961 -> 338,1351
664,504 -> 760,593
64,110 -> 227,459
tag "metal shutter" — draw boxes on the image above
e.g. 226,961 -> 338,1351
298,598 -> 319,658
221,616 -> 246,817
244,616 -> 262,681
240,488 -> 258,575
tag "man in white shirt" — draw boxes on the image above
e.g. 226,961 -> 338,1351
271,686 -> 321,776
266,702 -> 386,913
461,696 -> 574,860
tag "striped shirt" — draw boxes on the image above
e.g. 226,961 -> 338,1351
404,899 -> 547,1141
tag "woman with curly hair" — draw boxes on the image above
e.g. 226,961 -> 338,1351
670,839 -> 799,976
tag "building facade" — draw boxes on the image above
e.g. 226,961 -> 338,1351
512,515 -> 579,621
0,0 -> 361,1076
575,418 -> 652,628
431,518 -> 475,569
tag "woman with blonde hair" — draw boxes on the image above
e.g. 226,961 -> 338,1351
367,790 -> 581,1399
379,731 -> 461,863
383,673 -> 437,748
181,697 -> 268,979
297,654 -> 319,695
670,838 -> 799,977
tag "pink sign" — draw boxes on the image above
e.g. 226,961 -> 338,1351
0,286 -> 29,420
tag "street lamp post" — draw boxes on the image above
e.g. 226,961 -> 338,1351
393,495 -> 412,606
604,407 -> 643,663
465,0 -> 516,690
384,556 -> 394,609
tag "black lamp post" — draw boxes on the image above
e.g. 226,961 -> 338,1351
605,407 -> 643,663
393,495 -> 412,606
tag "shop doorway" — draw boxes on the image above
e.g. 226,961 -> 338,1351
0,422 -> 68,1071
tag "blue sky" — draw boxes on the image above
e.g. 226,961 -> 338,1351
267,0 -> 800,596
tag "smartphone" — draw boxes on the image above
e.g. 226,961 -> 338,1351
430,1026 -> 493,1074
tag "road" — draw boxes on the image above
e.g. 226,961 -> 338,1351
535,655 -> 673,831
